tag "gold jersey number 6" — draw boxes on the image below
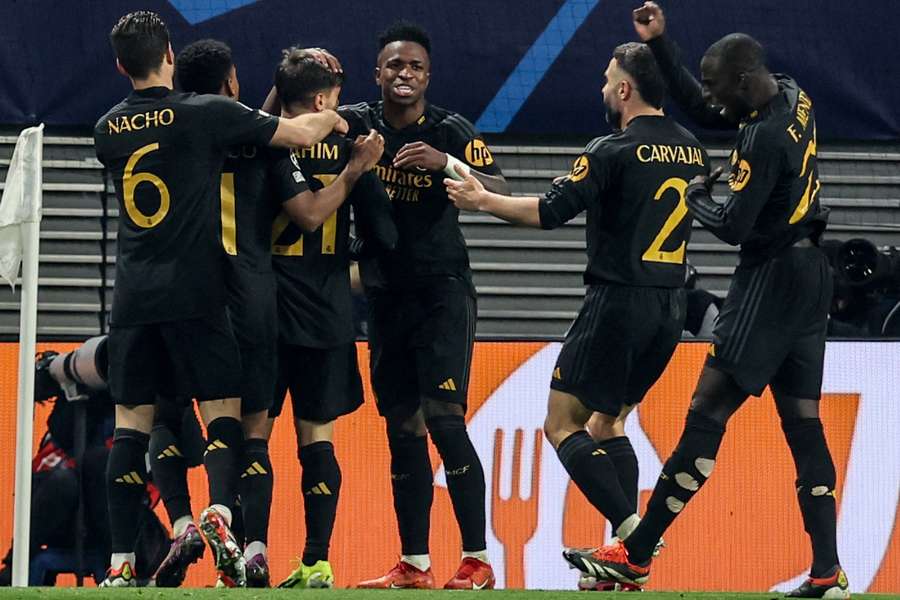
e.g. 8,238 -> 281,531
123,143 -> 170,228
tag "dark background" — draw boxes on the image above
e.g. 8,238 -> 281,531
1,0 -> 897,140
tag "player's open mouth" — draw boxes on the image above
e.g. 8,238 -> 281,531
393,84 -> 415,97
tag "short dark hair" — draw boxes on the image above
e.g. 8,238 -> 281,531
110,11 -> 170,79
275,47 -> 343,110
378,20 -> 431,54
706,33 -> 766,76
176,39 -> 233,95
613,42 -> 666,109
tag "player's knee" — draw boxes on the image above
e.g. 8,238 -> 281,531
774,393 -> 820,422
154,397 -> 188,430
544,403 -> 590,448
421,397 -> 464,420
688,392 -> 736,425
586,412 -> 623,441
297,418 -> 334,447
385,406 -> 426,438
113,427 -> 150,447
543,414 -> 574,449
241,411 -> 272,440
198,397 -> 241,425
425,413 -> 467,451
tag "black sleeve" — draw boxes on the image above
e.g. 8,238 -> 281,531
267,149 -> 310,202
538,151 -> 610,230
647,35 -> 734,130
202,96 -> 279,148
443,114 -> 504,176
338,103 -> 373,138
349,171 -> 398,256
686,126 -> 783,245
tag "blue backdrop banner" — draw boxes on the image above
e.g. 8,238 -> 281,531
1,0 -> 897,140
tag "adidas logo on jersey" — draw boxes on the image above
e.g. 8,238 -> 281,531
306,482 -> 333,496
156,445 -> 183,460
241,461 -> 268,478
439,378 -> 457,392
114,471 -> 144,485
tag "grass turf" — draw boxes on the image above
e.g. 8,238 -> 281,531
0,591 -> 897,600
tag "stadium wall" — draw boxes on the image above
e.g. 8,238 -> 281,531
0,341 -> 897,592
1,0 -> 898,140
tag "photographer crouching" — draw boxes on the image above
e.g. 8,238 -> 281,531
824,238 -> 900,337
0,336 -> 168,586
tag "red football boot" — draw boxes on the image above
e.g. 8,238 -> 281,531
357,560 -> 436,589
444,557 -> 495,590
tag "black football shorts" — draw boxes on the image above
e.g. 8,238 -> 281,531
108,308 -> 242,406
270,342 -> 364,422
366,276 -> 477,418
551,284 -> 686,417
707,245 -> 832,398
226,269 -> 278,415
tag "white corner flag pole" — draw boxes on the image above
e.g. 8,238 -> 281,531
6,124 -> 44,587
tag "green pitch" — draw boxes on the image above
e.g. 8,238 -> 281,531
0,590 -> 897,600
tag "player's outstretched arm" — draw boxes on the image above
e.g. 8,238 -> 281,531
283,130 -> 384,232
470,170 -> 510,195
445,166 -> 541,227
270,110 -> 349,149
633,2 -> 733,129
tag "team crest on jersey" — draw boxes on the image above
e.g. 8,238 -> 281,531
569,155 -> 590,182
465,139 -> 494,167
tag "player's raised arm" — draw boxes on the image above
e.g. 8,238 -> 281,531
633,2 -> 733,129
282,130 -> 385,232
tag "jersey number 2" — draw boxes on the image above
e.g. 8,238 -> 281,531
642,177 -> 688,264
271,174 -> 338,256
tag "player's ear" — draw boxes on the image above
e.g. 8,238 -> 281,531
165,43 -> 175,66
314,92 -> 326,112
115,59 -> 129,78
374,66 -> 381,85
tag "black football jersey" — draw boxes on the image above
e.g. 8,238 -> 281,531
539,115 -> 709,288
219,144 -> 308,274
340,101 -> 502,287
685,77 -> 827,264
272,133 -> 396,348
93,87 -> 278,325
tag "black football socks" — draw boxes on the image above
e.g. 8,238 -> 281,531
299,441 -> 341,565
